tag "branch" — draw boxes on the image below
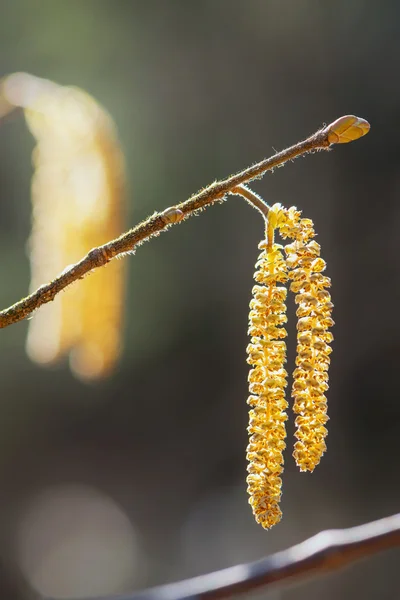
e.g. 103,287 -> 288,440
53,513 -> 399,600
0,115 -> 369,329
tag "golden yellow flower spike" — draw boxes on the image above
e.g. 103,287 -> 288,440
1,73 -> 126,381
246,206 -> 289,529
279,208 -> 334,472
324,115 -> 370,145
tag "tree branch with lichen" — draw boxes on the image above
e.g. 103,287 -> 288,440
0,115 -> 369,330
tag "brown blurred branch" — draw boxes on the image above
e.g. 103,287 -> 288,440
59,513 -> 400,600
0,116 -> 368,329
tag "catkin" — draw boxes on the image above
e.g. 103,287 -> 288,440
2,73 -> 126,380
279,208 -> 334,472
246,223 -> 289,528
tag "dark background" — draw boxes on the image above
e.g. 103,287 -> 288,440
0,1 -> 399,599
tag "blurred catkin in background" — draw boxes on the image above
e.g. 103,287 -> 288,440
1,73 -> 126,381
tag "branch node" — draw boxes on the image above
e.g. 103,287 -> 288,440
160,207 -> 185,224
87,247 -> 110,267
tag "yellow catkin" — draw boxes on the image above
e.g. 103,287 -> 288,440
246,211 -> 289,528
2,73 -> 126,380
278,207 -> 334,472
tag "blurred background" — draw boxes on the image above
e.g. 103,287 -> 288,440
0,1 -> 399,599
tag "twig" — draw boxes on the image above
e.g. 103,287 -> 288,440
53,513 -> 399,600
230,184 -> 270,218
0,115 -> 369,329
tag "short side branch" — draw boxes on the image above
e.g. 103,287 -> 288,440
0,116 -> 367,328
230,184 -> 270,219
57,513 -> 399,600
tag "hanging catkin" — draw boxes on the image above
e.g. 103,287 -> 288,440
1,72 -> 126,380
279,207 -> 334,472
246,205 -> 289,529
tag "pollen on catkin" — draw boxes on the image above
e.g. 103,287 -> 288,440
246,209 -> 289,529
279,208 -> 334,472
2,73 -> 126,381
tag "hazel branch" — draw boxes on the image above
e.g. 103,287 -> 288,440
0,115 -> 369,329
55,513 -> 400,600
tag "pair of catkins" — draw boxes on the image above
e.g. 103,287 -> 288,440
246,203 -> 334,529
